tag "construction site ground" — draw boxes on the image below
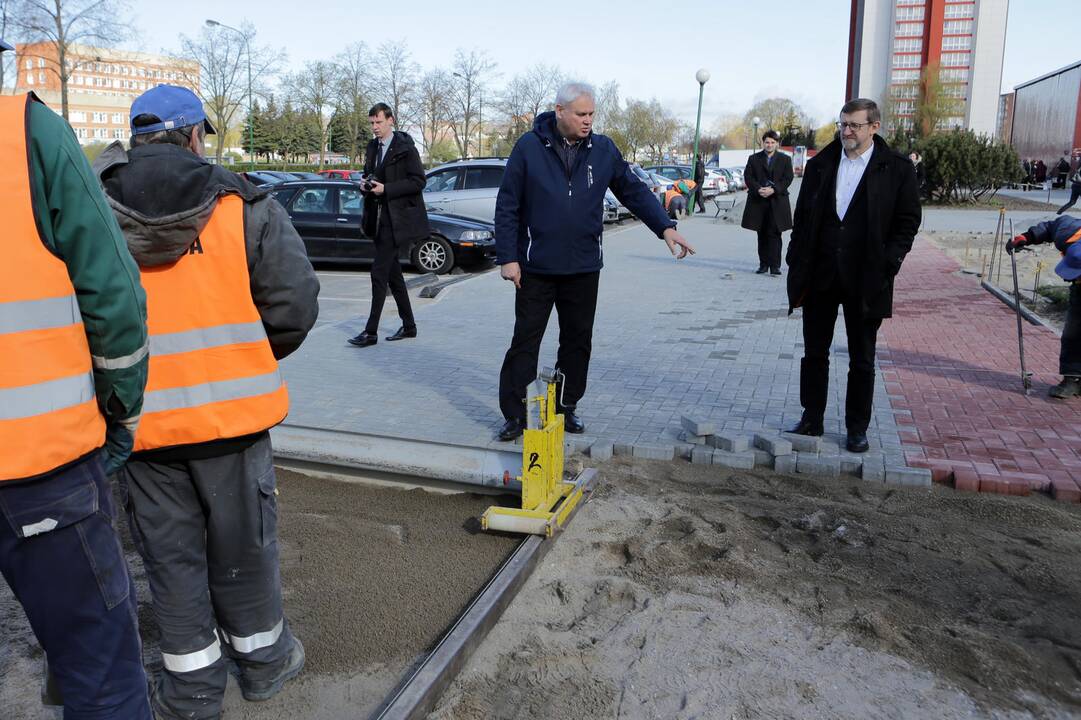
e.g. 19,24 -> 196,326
431,459 -> 1081,720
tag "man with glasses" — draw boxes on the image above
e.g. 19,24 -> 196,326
784,98 -> 921,453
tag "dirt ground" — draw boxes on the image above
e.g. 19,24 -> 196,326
0,468 -> 518,719
431,458 -> 1081,720
923,229 -> 1070,330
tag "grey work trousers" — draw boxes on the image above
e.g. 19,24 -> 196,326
118,436 -> 294,720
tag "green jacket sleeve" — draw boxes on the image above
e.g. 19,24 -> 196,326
28,101 -> 148,426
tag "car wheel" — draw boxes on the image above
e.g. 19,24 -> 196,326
412,235 -> 455,274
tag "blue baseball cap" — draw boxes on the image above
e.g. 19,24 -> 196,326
130,84 -> 216,136
1056,242 -> 1081,281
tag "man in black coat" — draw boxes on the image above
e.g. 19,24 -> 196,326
785,98 -> 921,453
348,103 -> 430,348
693,155 -> 706,213
741,130 -> 793,275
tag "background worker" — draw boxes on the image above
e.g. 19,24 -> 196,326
94,85 -> 319,720
1008,216 -> 1081,398
0,40 -> 152,717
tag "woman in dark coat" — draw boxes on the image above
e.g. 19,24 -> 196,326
741,130 -> 794,275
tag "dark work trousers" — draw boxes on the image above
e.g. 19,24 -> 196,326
800,280 -> 883,433
0,454 -> 151,719
757,209 -> 782,271
118,436 -> 296,720
695,189 -> 706,213
499,270 -> 600,421
365,215 -> 415,334
1060,283 -> 1081,375
1058,182 -> 1081,214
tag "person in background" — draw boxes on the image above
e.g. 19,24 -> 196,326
741,129 -> 793,276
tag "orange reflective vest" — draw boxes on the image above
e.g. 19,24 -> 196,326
134,195 -> 289,452
0,94 -> 106,481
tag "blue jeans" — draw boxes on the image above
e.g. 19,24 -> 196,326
0,454 -> 151,719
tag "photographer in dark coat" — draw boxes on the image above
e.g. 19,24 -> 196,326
785,98 -> 921,453
349,102 -> 430,348
741,130 -> 793,275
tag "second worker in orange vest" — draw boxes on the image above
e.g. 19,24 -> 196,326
93,85 -> 320,720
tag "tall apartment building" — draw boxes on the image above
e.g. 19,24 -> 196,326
12,42 -> 198,145
846,0 -> 1008,136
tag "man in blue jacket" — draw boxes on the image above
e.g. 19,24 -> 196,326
495,82 -> 696,441
1008,215 -> 1081,398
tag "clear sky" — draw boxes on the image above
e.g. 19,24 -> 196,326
126,0 -> 1077,127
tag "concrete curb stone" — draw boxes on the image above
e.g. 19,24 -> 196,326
712,450 -> 756,470
708,434 -> 750,453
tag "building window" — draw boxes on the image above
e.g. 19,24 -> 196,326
75,128 -> 88,139
940,83 -> 968,98
25,73 -> 33,85
37,58 -> 44,68
893,54 -> 921,68
895,0 -> 924,5
944,3 -> 974,18
942,35 -> 972,50
892,69 -> 920,82
70,111 -> 87,123
895,22 -> 924,37
24,59 -> 31,69
943,19 -> 974,34
94,128 -> 108,139
940,52 -> 970,67
939,68 -> 969,82
112,112 -> 123,123
894,37 -> 922,52
92,111 -> 107,123
895,5 -> 925,20
113,129 -> 125,139
891,83 -> 919,99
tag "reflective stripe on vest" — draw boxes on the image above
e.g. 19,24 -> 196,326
0,94 -> 106,481
133,195 -> 289,452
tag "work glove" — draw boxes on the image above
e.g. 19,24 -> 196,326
103,416 -> 139,475
1005,233 -> 1029,254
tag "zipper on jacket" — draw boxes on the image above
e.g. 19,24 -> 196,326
526,227 -> 533,262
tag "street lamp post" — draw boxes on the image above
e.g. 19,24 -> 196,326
688,68 -> 709,217
206,19 -> 253,171
752,115 -> 761,149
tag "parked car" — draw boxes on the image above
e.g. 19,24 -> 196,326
269,180 -> 495,274
704,168 -> 730,194
727,167 -> 746,189
644,165 -> 721,198
241,170 -> 287,187
317,168 -> 355,180
289,172 -> 323,180
424,158 -> 508,223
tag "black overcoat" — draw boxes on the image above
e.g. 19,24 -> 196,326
785,135 -> 922,319
740,150 -> 794,232
362,130 -> 430,245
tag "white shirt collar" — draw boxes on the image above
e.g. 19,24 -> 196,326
841,141 -> 874,167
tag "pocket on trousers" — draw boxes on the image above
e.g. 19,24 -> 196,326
256,468 -> 279,548
75,511 -> 130,610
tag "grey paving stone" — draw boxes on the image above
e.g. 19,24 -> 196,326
691,447 -> 714,465
681,415 -> 715,437
752,448 -> 774,469
633,444 -> 675,461
675,444 -> 694,460
707,434 -> 749,453
796,455 -> 841,477
838,452 -> 866,476
678,430 -> 707,445
712,450 -> 756,470
773,453 -> 797,474
589,442 -> 613,461
781,432 -> 821,453
613,442 -> 634,457
862,462 -> 886,482
754,433 -> 793,457
885,466 -> 932,487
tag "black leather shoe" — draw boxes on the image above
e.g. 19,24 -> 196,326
497,417 -> 526,442
347,332 -> 377,347
846,431 -> 870,453
562,411 -> 585,434
755,266 -> 768,274
787,415 -> 824,436
386,326 -> 417,341
770,268 -> 782,276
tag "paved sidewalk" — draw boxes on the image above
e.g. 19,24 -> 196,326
279,216 -> 905,464
881,238 -> 1081,502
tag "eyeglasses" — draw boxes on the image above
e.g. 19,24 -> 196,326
836,121 -> 874,131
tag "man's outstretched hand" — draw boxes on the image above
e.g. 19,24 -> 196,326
663,228 -> 696,259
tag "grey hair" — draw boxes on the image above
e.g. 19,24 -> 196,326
555,82 -> 595,107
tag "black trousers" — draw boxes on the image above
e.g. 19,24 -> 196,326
365,219 -> 415,334
695,189 -> 706,213
756,211 -> 782,271
800,277 -> 883,433
499,270 -> 600,421
1058,182 -> 1081,214
1061,283 -> 1081,376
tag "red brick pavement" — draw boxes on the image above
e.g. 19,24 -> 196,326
879,239 -> 1081,502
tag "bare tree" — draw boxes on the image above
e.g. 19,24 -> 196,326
416,67 -> 451,156
0,1 -> 16,89
12,0 -> 133,119
447,48 -> 496,158
334,42 -> 372,163
521,63 -> 560,119
370,40 -> 419,132
497,73 -> 531,139
284,60 -> 337,168
592,80 -> 620,133
176,22 -> 279,163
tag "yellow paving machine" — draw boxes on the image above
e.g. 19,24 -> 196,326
481,369 -> 592,536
